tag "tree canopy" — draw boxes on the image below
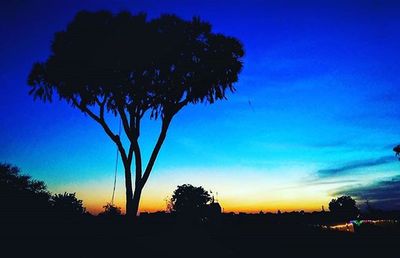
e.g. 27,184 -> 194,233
28,11 -> 244,216
28,11 -> 244,118
170,184 -> 211,216
329,195 -> 359,220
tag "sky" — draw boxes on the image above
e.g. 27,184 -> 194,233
1,0 -> 400,214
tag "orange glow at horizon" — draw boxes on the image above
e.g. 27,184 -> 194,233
70,185 -> 333,215
84,196 -> 330,215
49,166 -> 348,215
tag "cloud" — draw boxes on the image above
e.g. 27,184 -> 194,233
305,179 -> 359,186
317,155 -> 396,177
332,176 -> 400,210
307,141 -> 397,152
274,179 -> 360,191
307,140 -> 348,149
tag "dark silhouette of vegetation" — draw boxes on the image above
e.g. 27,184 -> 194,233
170,184 -> 211,214
393,144 -> 400,159
28,11 -> 244,217
329,195 -> 359,221
1,163 -> 399,257
51,192 -> 86,216
0,163 -> 51,217
0,163 -> 87,220
98,203 -> 122,217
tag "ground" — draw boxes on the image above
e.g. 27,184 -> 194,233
2,215 -> 399,257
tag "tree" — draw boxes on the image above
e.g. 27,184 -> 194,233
28,11 -> 244,217
170,184 -> 211,216
98,203 -> 122,217
0,163 -> 51,216
51,192 -> 86,216
329,196 -> 359,220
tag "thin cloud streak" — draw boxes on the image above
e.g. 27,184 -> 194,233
332,175 -> 400,210
278,179 -> 360,191
317,155 -> 396,177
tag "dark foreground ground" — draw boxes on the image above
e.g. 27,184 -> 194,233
2,214 -> 399,258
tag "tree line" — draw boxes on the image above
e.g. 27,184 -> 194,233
0,163 -> 121,219
1,162 -> 366,223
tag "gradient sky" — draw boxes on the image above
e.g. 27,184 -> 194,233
1,0 -> 400,214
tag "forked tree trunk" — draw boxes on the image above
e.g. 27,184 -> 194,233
123,115 -> 173,217
123,162 -> 143,217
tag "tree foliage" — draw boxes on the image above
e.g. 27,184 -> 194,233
51,192 -> 86,216
0,163 -> 51,215
98,203 -> 122,217
329,195 -> 359,220
0,163 -> 88,218
28,11 -> 243,116
28,11 -> 244,216
170,184 -> 211,215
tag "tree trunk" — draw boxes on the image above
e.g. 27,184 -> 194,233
132,185 -> 143,216
123,164 -> 135,217
123,115 -> 172,218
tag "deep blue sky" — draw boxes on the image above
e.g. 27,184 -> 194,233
1,0 -> 400,212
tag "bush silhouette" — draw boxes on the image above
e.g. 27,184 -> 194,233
98,203 -> 122,217
51,192 -> 86,216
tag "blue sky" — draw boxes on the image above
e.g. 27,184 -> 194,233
1,0 -> 400,212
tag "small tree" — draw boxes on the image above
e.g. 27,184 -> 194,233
28,11 -> 244,217
329,195 -> 359,221
51,192 -> 86,216
170,184 -> 211,217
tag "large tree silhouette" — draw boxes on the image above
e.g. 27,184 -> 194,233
28,11 -> 244,217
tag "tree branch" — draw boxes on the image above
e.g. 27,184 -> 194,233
118,106 -> 134,142
128,105 -> 141,139
71,97 -> 128,163
132,140 -> 143,185
176,98 -> 190,113
127,105 -> 143,185
139,115 -> 172,189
